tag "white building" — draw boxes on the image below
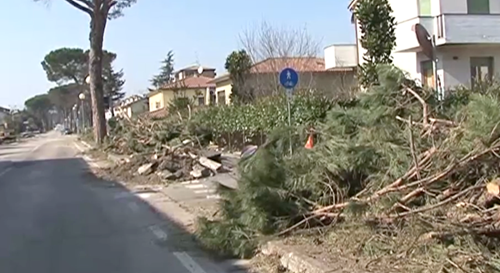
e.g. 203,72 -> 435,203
105,95 -> 148,120
324,44 -> 358,69
0,106 -> 10,125
349,0 -> 500,90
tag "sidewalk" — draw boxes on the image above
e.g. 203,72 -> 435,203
75,139 -> 347,273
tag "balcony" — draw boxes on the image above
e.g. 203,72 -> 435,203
394,14 -> 500,52
394,16 -> 435,52
436,14 -> 500,45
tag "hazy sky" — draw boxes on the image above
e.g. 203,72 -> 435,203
0,0 -> 355,108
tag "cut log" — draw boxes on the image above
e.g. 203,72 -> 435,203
199,156 -> 222,172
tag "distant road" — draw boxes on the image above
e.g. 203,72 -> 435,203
0,132 -> 230,273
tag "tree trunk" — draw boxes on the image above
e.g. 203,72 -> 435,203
88,12 -> 108,144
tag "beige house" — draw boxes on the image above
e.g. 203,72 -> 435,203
147,65 -> 216,117
208,56 -> 357,105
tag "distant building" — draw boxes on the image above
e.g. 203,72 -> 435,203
105,95 -> 148,120
209,54 -> 357,105
0,106 -> 10,124
147,65 -> 217,117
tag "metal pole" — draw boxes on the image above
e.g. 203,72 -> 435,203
81,100 -> 85,133
431,35 -> 441,100
286,88 -> 293,155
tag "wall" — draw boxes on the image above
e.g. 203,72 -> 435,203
440,45 -> 500,88
324,44 -> 357,69
214,79 -> 233,105
440,0 -> 500,13
149,92 -> 165,112
248,71 -> 357,98
130,100 -> 149,117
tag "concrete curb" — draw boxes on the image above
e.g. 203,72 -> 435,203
80,140 -> 93,149
261,241 -> 333,273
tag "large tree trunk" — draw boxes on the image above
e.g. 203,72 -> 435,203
88,12 -> 108,144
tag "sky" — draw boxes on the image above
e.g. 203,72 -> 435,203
0,0 -> 355,109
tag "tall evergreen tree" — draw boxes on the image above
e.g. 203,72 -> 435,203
151,50 -> 175,89
225,50 -> 253,104
354,0 -> 396,88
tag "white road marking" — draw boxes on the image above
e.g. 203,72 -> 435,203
127,202 -> 140,212
30,143 -> 44,153
114,192 -> 133,199
206,194 -> 221,200
136,192 -> 153,199
73,143 -> 85,152
194,189 -> 216,194
82,155 -> 99,168
0,167 -> 12,178
149,225 -> 168,241
173,252 -> 207,273
185,184 -> 206,189
80,141 -> 92,149
181,180 -> 199,185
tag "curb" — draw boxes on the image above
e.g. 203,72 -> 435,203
80,140 -> 93,149
261,241 -> 333,273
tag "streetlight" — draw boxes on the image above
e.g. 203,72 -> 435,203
79,93 -> 86,132
72,104 -> 78,133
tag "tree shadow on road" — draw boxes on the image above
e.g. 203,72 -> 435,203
0,157 -> 250,273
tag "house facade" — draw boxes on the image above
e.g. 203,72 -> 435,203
106,95 -> 148,120
349,0 -> 500,90
147,65 -> 216,116
0,106 -> 10,124
209,55 -> 357,105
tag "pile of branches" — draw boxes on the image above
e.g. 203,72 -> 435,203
196,65 -> 500,271
103,115 -> 219,183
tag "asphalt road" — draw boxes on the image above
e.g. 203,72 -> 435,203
0,132 -> 234,273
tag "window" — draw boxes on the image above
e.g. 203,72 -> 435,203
419,0 -> 431,15
217,91 -> 226,105
421,60 -> 435,88
470,57 -> 494,87
467,0 -> 489,14
154,101 -> 161,110
209,88 -> 216,105
198,96 -> 205,106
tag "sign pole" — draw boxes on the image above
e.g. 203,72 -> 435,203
279,68 -> 299,156
286,88 -> 293,155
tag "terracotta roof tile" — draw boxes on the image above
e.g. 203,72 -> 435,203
250,57 -> 325,73
160,76 -> 216,90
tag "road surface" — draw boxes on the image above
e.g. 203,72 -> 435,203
0,132 -> 239,273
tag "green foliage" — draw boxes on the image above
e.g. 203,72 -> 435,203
355,0 -> 396,88
196,65 -> 500,259
151,50 -> 175,89
190,94 -> 335,149
225,50 -> 253,104
41,47 -> 125,109
24,94 -> 53,130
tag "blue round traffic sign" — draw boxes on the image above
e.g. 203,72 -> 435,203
279,68 -> 299,89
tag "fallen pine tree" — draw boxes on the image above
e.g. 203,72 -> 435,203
196,65 -> 500,272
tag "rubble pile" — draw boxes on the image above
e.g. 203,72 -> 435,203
103,116 -> 232,184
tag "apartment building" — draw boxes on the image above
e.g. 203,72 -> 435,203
349,0 -> 500,90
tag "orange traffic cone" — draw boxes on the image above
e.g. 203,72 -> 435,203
305,133 -> 314,149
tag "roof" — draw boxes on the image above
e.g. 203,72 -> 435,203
116,95 -> 147,108
175,65 -> 216,73
250,57 -> 326,73
149,76 -> 216,96
348,0 -> 358,11
0,106 -> 10,114
208,73 -> 231,84
208,57 -> 354,84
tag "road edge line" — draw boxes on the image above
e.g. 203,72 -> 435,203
172,251 -> 207,273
